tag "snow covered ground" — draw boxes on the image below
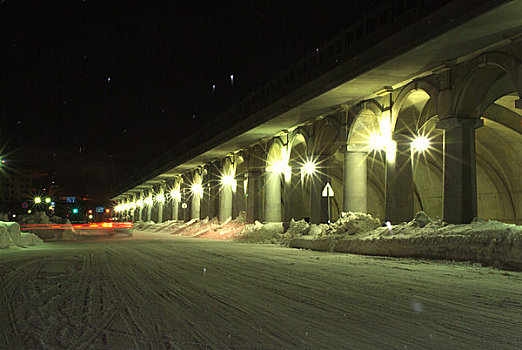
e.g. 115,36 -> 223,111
0,231 -> 520,349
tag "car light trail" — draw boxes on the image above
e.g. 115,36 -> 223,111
19,222 -> 133,230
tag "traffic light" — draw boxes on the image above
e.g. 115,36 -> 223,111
72,208 -> 79,214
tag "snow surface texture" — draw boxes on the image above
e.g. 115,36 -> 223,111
134,211 -> 522,270
1,237 -> 520,349
0,221 -> 42,249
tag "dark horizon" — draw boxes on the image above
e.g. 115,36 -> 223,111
1,1 -> 373,203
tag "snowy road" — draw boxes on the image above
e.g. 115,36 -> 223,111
0,230 -> 520,349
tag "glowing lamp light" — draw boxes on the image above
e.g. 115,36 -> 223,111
411,135 -> 430,153
144,196 -> 153,206
44,197 -> 51,204
34,197 -> 42,204
191,183 -> 204,198
155,193 -> 165,203
301,160 -> 316,176
27,210 -> 32,214
136,199 -> 144,208
88,214 -> 93,219
221,174 -> 235,187
170,189 -> 181,202
72,208 -> 79,214
368,133 -> 388,151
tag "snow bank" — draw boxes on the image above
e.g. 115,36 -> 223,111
289,212 -> 522,270
18,212 -> 78,241
237,221 -> 284,243
0,221 -> 42,249
131,212 -> 248,240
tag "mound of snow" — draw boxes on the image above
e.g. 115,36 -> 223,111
18,212 -> 77,240
290,212 -> 522,270
238,221 -> 284,243
0,221 -> 42,249
196,212 -> 246,240
328,212 -> 381,235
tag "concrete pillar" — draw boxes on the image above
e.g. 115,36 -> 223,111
265,170 -> 281,222
131,195 -> 137,222
438,117 -> 483,224
191,193 -> 200,220
343,145 -> 368,213
246,169 -> 263,223
146,191 -> 152,222
138,194 -> 143,221
385,133 -> 414,224
233,174 -> 247,218
206,166 -> 220,219
309,155 -> 329,224
283,160 -> 304,222
172,197 -> 179,221
219,184 -> 233,222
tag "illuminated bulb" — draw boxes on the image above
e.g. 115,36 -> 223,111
45,197 -> 51,203
170,189 -> 181,201
155,193 -> 165,203
34,197 -> 42,204
301,160 -> 316,176
144,196 -> 153,206
136,199 -> 144,208
411,135 -> 430,153
221,174 -> 235,187
368,133 -> 388,151
191,183 -> 204,198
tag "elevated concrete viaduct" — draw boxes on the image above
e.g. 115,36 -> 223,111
113,0 -> 522,225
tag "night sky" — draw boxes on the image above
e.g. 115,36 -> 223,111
1,1 -> 371,202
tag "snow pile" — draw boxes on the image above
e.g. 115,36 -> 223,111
277,212 -> 381,245
290,212 -> 522,270
131,212 -> 248,240
237,221 -> 284,243
0,221 -> 42,248
194,213 -> 246,240
328,211 -> 381,235
18,212 -> 78,240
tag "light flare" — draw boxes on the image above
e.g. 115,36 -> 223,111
411,135 -> 430,153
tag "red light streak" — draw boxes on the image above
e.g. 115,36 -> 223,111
20,222 -> 133,230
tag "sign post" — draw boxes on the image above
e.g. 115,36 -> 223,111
322,182 -> 334,223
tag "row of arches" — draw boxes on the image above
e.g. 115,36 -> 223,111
118,49 -> 521,225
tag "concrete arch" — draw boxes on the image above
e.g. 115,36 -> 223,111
392,80 -> 439,126
285,132 -> 309,221
347,100 -> 383,146
314,116 -> 341,155
454,52 -> 521,116
264,138 -> 287,222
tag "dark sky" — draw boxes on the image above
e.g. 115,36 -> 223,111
1,1 -> 371,202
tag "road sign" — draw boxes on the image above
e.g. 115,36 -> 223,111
21,202 -> 28,209
322,183 -> 334,197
